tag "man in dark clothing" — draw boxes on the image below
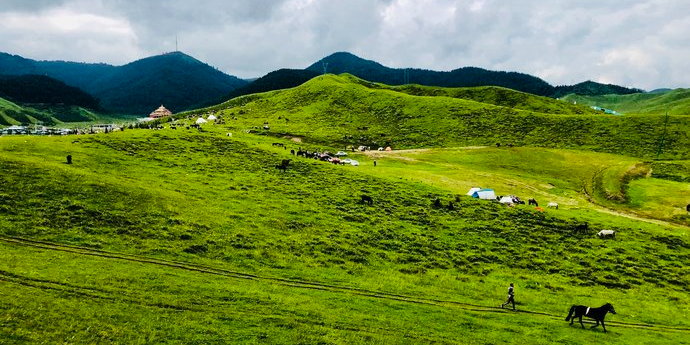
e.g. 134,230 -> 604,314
501,283 -> 515,310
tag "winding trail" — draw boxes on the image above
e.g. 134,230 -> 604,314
2,235 -> 689,334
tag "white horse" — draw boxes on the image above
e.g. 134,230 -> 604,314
547,202 -> 559,210
597,230 -> 615,239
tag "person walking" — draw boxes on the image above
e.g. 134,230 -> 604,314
501,283 -> 516,310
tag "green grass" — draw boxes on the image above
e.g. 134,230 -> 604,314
0,96 -> 104,127
562,89 -> 690,115
174,74 -> 690,159
1,126 -> 689,344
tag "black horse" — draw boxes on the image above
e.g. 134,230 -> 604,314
361,195 -> 373,205
565,303 -> 616,332
686,203 -> 690,214
528,198 -> 538,207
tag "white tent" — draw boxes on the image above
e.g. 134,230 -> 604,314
195,117 -> 208,124
499,196 -> 514,204
474,189 -> 497,200
207,115 -> 217,121
466,187 -> 482,196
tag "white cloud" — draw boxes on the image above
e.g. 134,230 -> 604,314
0,0 -> 688,89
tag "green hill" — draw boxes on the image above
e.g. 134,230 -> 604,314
183,74 -> 690,159
562,89 -> 690,115
0,97 -> 99,126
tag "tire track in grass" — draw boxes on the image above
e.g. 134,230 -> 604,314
2,235 -> 689,334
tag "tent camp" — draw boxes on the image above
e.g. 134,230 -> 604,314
472,189 -> 497,200
207,115 -> 217,121
466,187 -> 482,196
195,117 -> 208,124
499,196 -> 514,204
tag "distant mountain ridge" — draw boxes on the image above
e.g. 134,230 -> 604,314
0,51 -> 248,114
306,52 -> 554,96
0,74 -> 99,109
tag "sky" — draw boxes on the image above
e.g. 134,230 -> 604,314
1,0 -> 688,90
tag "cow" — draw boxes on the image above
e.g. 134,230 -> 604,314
275,159 -> 290,172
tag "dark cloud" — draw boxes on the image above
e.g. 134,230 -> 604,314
0,0 -> 688,89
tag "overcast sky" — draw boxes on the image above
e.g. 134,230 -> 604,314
1,0 -> 688,90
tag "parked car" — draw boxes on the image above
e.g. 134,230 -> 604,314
335,151 -> 348,157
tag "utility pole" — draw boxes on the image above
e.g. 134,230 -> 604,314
655,110 -> 670,160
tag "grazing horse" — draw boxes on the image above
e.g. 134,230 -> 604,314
361,195 -> 373,205
565,303 -> 616,332
547,202 -> 559,210
528,198 -> 538,207
686,203 -> 690,214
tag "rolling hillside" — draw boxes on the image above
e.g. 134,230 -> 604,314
0,51 -> 248,114
562,89 -> 690,115
0,97 -> 98,126
205,68 -> 321,107
0,126 -> 688,344
183,74 -> 690,159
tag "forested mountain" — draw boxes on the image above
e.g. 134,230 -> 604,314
305,52 -> 645,98
306,52 -> 555,96
0,74 -> 99,109
0,52 -> 247,114
553,81 -> 643,98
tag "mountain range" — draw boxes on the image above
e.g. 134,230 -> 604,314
0,50 -> 644,116
0,51 -> 248,114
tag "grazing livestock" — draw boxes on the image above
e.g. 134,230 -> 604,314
226,132 -> 232,137
275,159 -> 290,172
687,203 -> 690,214
597,230 -> 615,239
528,198 -> 538,207
66,155 -> 72,164
433,198 -> 442,208
565,303 -> 616,332
272,143 -> 285,147
290,149 -> 295,155
547,202 -> 559,210
361,195 -> 373,205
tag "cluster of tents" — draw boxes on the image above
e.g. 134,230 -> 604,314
466,187 -> 524,205
195,114 -> 217,125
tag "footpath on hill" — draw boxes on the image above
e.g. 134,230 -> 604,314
2,235 -> 689,335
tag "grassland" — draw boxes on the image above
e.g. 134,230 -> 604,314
1,124 -> 689,344
0,96 -> 103,127
562,89 -> 690,115
178,75 -> 690,160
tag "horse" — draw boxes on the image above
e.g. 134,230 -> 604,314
361,195 -> 373,205
275,159 -> 290,172
686,203 -> 690,214
528,198 -> 538,207
565,303 -> 616,332
547,202 -> 559,210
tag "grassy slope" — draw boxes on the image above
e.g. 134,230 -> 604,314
562,89 -> 690,115
0,96 -> 100,126
182,75 -> 690,160
1,128 -> 689,344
